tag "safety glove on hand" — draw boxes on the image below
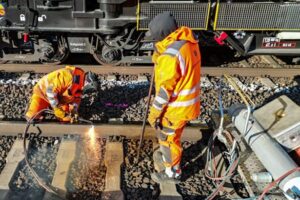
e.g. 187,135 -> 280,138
69,103 -> 79,123
53,107 -> 71,122
148,107 -> 163,130
69,103 -> 79,114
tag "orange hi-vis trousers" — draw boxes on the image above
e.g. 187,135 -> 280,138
25,94 -> 70,121
158,117 -> 187,168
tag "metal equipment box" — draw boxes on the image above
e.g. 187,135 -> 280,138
253,95 -> 300,152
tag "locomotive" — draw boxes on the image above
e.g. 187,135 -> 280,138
1,0 -> 300,65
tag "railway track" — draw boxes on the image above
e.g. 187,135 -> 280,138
0,57 -> 299,199
0,122 -> 206,200
0,62 -> 300,77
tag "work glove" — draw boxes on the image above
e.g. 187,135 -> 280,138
53,107 -> 71,122
69,103 -> 79,115
69,103 -> 79,123
70,113 -> 79,124
148,107 -> 162,130
53,107 -> 67,119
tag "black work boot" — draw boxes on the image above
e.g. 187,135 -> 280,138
153,149 -> 165,172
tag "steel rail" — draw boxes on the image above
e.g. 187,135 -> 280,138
0,64 -> 300,77
0,122 -> 203,141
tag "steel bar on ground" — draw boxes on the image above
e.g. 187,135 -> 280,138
0,64 -> 300,77
0,122 -> 203,141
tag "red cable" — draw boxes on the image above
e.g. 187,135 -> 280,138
207,159 -> 239,200
257,167 -> 300,200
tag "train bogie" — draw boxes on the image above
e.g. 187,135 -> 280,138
1,0 -> 300,65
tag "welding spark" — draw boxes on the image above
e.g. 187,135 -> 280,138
86,125 -> 100,162
88,125 -> 96,147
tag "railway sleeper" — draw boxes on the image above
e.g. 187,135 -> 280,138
0,139 -> 28,200
0,126 -> 278,199
0,129 -> 204,199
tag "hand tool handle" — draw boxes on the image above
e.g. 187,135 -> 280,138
137,69 -> 155,162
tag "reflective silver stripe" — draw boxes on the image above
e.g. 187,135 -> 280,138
169,40 -> 186,50
158,87 -> 169,101
46,86 -> 57,99
163,48 -> 186,76
153,103 -> 163,111
153,100 -> 163,110
163,40 -> 187,76
161,126 -> 175,135
164,48 -> 179,56
172,85 -> 199,97
168,96 -> 200,107
46,91 -> 56,98
46,85 -> 58,107
178,53 -> 186,76
49,98 -> 58,107
155,96 -> 168,105
160,145 -> 172,164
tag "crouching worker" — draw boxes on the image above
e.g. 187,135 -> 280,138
25,66 -> 98,122
147,12 -> 201,183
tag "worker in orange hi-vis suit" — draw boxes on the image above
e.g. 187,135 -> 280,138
25,66 -> 98,122
146,12 -> 201,183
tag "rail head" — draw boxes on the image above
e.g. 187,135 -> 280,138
0,64 -> 299,77
0,122 -> 202,141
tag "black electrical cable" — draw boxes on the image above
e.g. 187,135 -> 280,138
23,109 -> 94,199
23,109 -> 65,199
204,82 -> 240,200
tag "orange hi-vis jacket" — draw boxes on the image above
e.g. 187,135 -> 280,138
33,66 -> 85,108
152,26 -> 201,121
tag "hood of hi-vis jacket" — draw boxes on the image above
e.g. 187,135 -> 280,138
33,66 -> 85,107
152,26 -> 201,121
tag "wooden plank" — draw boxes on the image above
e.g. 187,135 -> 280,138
257,77 -> 276,88
0,140 -> 25,190
152,141 -> 182,200
0,139 -> 26,199
261,55 -> 281,68
101,141 -> 124,200
44,139 -> 77,200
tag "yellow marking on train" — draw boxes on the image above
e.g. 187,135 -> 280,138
214,28 -> 300,31
136,1 -> 140,31
205,2 -> 211,30
213,1 -> 220,31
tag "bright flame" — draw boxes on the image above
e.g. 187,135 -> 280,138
88,125 -> 96,148
86,125 -> 100,163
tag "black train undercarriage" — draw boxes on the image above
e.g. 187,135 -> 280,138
1,0 -> 300,65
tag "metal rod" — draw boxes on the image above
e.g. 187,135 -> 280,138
137,69 -> 155,162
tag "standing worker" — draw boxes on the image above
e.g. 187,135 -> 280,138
25,66 -> 98,122
147,12 -> 201,183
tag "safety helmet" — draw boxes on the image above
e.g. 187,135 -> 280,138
83,71 -> 98,93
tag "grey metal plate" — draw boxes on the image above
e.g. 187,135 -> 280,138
138,2 -> 210,30
215,2 -> 300,30
253,95 -> 300,151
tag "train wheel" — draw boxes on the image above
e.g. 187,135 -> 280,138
41,36 -> 69,65
92,45 -> 122,66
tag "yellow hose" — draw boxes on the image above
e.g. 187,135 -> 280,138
224,74 -> 255,107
